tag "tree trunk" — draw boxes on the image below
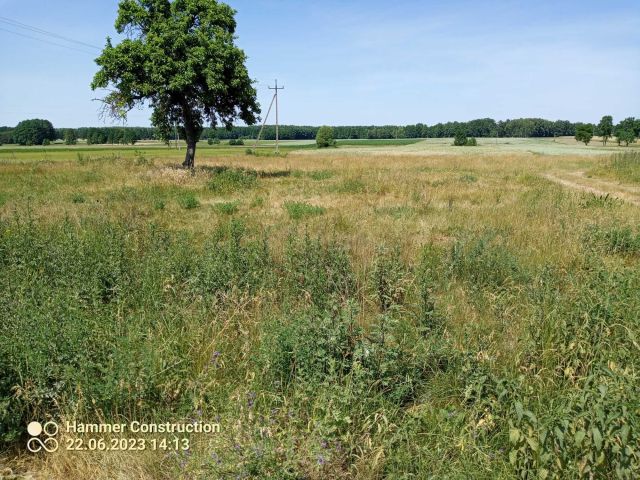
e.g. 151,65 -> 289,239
182,118 -> 197,169
183,140 -> 196,169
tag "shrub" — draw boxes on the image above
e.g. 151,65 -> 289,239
228,138 -> 244,146
283,201 -> 326,220
466,137 -> 477,146
453,129 -> 467,146
316,126 -> 336,148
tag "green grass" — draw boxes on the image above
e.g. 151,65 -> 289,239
177,191 -> 200,209
283,201 -> 326,220
214,200 -> 240,215
1,146 -> 640,479
336,138 -> 421,146
591,150 -> 640,183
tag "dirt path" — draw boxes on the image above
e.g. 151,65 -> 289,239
543,171 -> 640,206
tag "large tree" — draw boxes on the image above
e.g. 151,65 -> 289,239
91,0 -> 260,168
12,119 -> 55,146
596,115 -> 613,146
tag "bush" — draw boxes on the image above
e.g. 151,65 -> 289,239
453,129 -> 467,146
228,138 -> 244,146
208,137 -> 220,145
466,137 -> 477,146
316,126 -> 336,148
42,138 -> 50,146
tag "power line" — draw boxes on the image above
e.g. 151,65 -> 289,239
0,26 -> 98,56
0,16 -> 101,50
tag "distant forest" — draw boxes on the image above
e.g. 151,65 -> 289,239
0,117 -> 618,145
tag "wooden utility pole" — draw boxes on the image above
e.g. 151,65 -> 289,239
268,79 -> 284,153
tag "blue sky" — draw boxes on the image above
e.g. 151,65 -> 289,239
0,0 -> 638,128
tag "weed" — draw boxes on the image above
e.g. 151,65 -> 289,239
71,193 -> 86,204
283,201 -> 326,220
208,167 -> 258,194
214,201 -> 240,215
177,192 -> 200,209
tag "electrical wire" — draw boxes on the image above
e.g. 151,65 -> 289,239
0,15 -> 101,50
0,26 -> 98,55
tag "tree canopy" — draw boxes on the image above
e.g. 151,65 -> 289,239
597,115 -> 613,146
575,124 -> 594,146
91,0 -> 260,168
12,119 -> 55,146
316,126 -> 336,148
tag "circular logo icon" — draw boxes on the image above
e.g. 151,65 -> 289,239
27,420 -> 59,453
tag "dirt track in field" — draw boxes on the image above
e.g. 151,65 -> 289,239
543,171 -> 640,206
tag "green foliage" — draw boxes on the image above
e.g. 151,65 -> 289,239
453,129 -> 468,146
91,0 -> 260,167
228,138 -> 245,146
177,192 -> 200,209
42,138 -> 50,146
207,167 -> 258,194
283,201 -> 326,220
575,124 -> 594,145
597,115 -> 613,145
614,117 -> 637,147
336,177 -> 366,194
282,234 -> 355,309
316,126 -> 336,148
466,137 -> 477,146
71,193 -> 86,204
64,129 -> 78,145
12,119 -> 55,146
370,246 -> 410,313
214,201 -> 239,215
605,151 -> 640,182
579,192 -> 620,209
449,234 -> 527,289
584,224 -> 640,255
308,170 -> 334,181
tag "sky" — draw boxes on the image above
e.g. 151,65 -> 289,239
0,0 -> 638,128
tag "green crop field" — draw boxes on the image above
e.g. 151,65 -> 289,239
1,141 -> 640,479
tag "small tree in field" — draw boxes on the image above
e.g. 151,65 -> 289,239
575,124 -> 593,146
453,129 -> 467,146
616,129 -> 636,147
316,126 -> 336,148
64,129 -> 77,145
92,0 -> 260,169
597,115 -> 613,146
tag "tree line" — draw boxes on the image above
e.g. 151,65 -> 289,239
1,117 -> 638,146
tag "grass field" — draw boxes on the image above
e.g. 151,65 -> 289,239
1,140 -> 640,479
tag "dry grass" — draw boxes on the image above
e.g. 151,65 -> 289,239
2,145 -> 640,479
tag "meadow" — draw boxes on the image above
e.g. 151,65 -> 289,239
1,139 -> 639,479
